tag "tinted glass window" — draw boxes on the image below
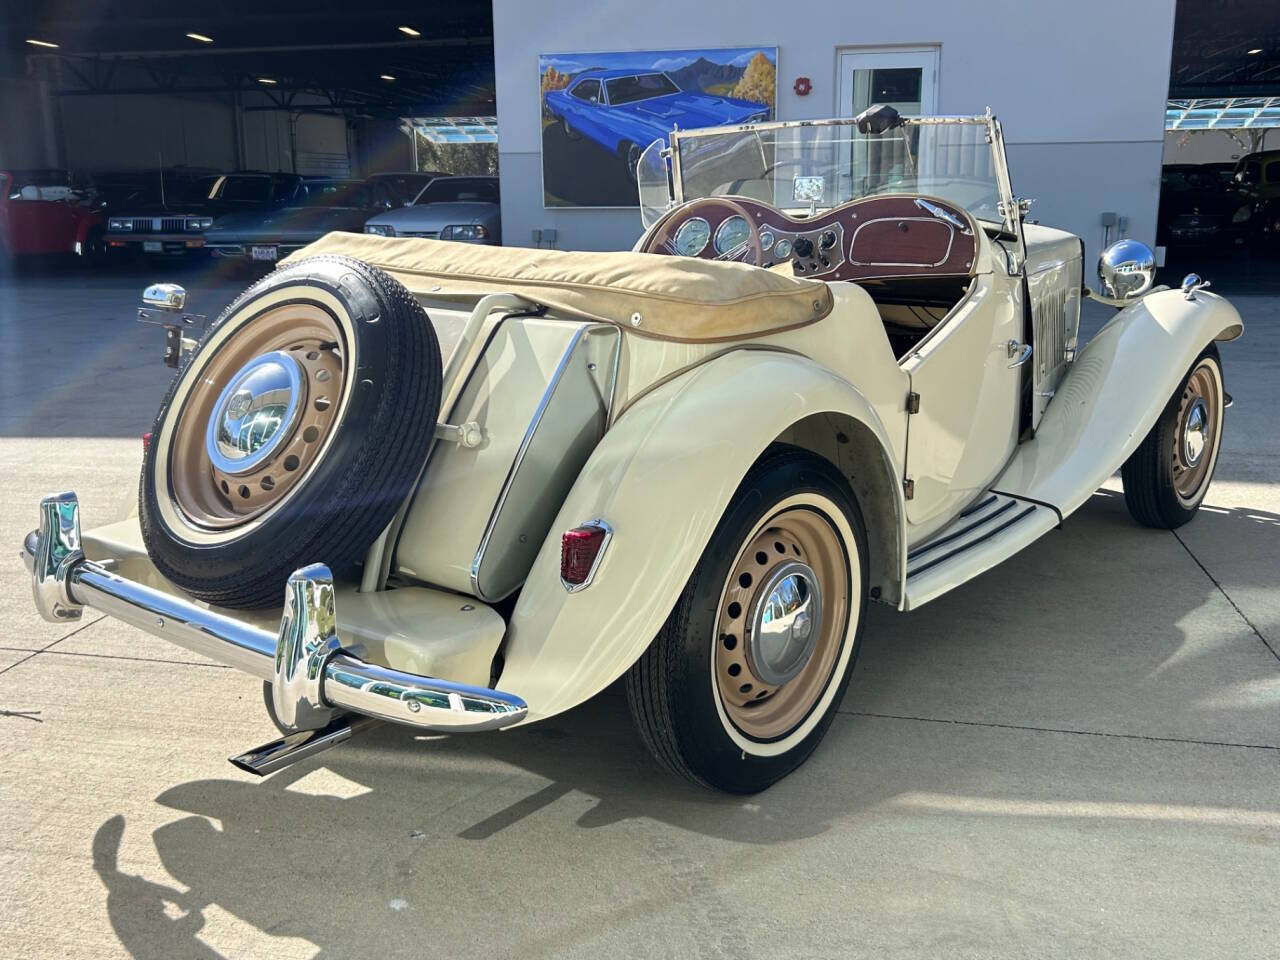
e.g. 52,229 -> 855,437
570,79 -> 602,103
298,180 -> 373,207
214,176 -> 273,203
606,73 -> 679,105
372,174 -> 431,205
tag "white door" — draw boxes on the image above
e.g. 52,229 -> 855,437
838,48 -> 939,118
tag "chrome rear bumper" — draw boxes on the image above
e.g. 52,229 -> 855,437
22,493 -> 527,753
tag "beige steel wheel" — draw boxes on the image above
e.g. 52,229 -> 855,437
626,448 -> 868,794
1122,347 -> 1225,529
713,507 -> 849,742
140,255 -> 441,609
167,302 -> 347,530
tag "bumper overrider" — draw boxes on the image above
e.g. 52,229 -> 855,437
21,492 -> 527,774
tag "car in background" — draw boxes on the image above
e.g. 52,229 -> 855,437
1157,162 -> 1236,248
362,175 -> 500,244
543,68 -> 768,182
203,177 -> 385,263
1225,149 -> 1280,247
0,168 -> 107,265
106,171 -> 302,257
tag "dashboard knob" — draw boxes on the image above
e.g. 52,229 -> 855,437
819,230 -> 837,250
792,237 -> 814,258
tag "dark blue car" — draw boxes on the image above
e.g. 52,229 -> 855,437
543,68 -> 768,182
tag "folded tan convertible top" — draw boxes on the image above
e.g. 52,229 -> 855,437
283,232 -> 833,342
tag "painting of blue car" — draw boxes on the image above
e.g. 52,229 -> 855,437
540,47 -> 776,207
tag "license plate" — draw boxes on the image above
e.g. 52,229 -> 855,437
143,241 -> 162,253
251,245 -> 279,262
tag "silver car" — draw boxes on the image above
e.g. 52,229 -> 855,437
363,175 -> 500,244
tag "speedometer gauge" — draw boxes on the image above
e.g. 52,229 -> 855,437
673,217 -> 711,257
714,215 -> 751,256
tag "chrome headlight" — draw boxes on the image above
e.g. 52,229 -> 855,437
187,217 -> 213,231
1098,238 -> 1156,300
440,224 -> 489,241
364,223 -> 395,237
108,217 -> 131,231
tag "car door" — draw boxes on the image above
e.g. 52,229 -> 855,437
899,270 -> 1024,530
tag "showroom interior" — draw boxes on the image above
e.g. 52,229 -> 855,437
1,2 -> 1278,958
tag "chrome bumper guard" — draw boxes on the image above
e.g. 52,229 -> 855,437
22,493 -> 527,772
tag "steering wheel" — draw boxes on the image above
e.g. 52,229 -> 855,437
641,197 -> 764,266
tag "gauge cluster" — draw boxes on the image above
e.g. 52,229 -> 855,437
759,222 -> 845,276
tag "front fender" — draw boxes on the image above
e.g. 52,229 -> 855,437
993,287 -> 1243,515
497,348 -> 904,723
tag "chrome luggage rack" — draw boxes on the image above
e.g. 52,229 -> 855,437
21,492 -> 527,774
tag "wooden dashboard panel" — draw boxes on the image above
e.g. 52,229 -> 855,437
646,194 -> 979,283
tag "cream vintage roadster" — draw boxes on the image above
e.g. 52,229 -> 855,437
23,107 -> 1243,793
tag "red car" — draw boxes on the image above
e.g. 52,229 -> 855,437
0,169 -> 107,265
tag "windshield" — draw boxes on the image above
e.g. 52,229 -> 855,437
411,178 -> 499,205
640,116 -> 1012,230
607,73 -> 679,105
296,180 -> 373,207
210,175 -> 273,204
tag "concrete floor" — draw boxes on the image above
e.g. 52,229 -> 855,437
1,257 -> 1277,959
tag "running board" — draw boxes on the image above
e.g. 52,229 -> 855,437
902,492 -> 1059,610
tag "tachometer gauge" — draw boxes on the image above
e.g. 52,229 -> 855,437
774,238 -> 793,258
673,217 -> 711,257
714,215 -> 751,256
759,230 -> 775,251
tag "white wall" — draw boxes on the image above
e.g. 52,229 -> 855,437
493,0 -> 1176,262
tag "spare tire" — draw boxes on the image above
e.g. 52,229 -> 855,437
140,255 -> 442,608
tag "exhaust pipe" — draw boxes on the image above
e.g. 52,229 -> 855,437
230,714 -> 382,777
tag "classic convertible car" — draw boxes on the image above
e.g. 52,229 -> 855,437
23,107 -> 1242,793
543,68 -> 768,182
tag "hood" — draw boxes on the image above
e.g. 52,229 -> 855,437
366,201 -> 498,230
621,93 -> 763,129
206,206 -> 372,241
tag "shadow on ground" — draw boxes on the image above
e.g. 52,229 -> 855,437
86,492 -> 1280,960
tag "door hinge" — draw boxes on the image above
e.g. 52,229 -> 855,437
906,391 -> 920,414
903,478 -> 915,500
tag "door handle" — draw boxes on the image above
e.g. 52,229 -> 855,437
1006,340 -> 1033,368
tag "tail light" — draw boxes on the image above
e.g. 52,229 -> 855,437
142,432 -> 152,453
560,520 -> 612,592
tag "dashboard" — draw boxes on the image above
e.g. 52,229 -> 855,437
640,194 -> 980,282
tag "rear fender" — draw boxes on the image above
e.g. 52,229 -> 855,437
993,287 -> 1243,515
497,348 -> 905,723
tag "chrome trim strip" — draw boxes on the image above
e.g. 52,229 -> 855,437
23,493 -> 528,734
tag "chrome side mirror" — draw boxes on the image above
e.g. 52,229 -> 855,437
1097,239 -> 1155,300
142,283 -> 187,312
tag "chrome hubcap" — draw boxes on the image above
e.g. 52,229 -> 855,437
206,351 -> 305,475
745,560 -> 822,686
1182,396 -> 1208,467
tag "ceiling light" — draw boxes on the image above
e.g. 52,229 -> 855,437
1248,48 -> 1263,55
398,26 -> 420,37
257,77 -> 277,85
25,39 -> 59,49
186,32 -> 214,43
380,74 -> 396,81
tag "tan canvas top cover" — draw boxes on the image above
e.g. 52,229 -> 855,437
282,232 -> 833,342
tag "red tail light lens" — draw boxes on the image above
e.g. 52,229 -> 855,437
560,521 -> 611,589
142,432 -> 152,453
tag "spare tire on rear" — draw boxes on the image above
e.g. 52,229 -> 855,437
140,255 -> 442,608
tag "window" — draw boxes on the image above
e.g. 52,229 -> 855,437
213,175 -> 272,204
606,73 -> 680,105
570,79 -> 602,103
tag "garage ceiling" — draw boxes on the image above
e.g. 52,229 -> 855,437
1171,0 -> 1280,98
0,0 -> 494,117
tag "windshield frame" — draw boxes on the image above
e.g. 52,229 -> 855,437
658,111 -> 1024,270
